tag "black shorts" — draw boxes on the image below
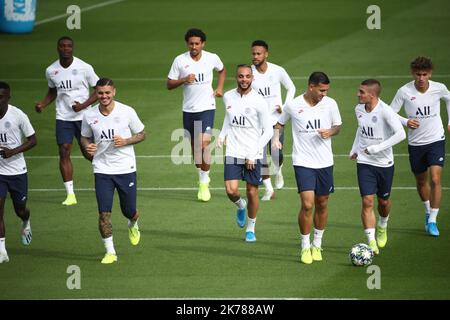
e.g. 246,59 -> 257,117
183,110 -> 215,140
94,172 -> 137,219
357,163 -> 394,199
0,173 -> 28,205
408,140 -> 445,174
56,120 -> 82,145
294,165 -> 334,195
224,157 -> 263,186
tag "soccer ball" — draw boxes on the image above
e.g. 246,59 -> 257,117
349,243 -> 374,266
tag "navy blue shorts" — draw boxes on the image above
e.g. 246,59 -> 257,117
183,110 -> 215,139
224,157 -> 263,186
408,140 -> 445,174
294,165 -> 334,195
56,120 -> 82,145
94,172 -> 137,219
357,163 -> 394,199
0,173 -> 28,205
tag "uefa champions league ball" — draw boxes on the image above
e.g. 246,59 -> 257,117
349,243 -> 374,266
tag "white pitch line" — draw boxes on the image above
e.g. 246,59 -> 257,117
29,186 -> 449,192
5,75 -> 450,82
35,0 -> 127,26
25,154 -> 450,159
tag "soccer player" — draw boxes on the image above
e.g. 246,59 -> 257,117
167,28 -> 226,202
81,78 -> 146,264
273,72 -> 342,264
0,81 -> 37,263
349,79 -> 406,255
390,56 -> 450,236
218,65 -> 273,242
251,40 -> 296,200
35,36 -> 99,206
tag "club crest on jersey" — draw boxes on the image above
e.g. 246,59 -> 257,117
4,121 -> 11,129
114,117 -> 121,123
72,69 -> 78,75
372,116 -> 377,123
245,107 -> 251,114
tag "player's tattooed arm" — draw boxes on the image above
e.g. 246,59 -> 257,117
113,130 -> 146,147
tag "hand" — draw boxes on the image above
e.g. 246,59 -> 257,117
349,153 -> 357,160
407,119 -> 420,129
317,128 -> 331,139
364,148 -> 371,155
214,89 -> 223,98
0,147 -> 15,159
272,140 -> 283,150
85,143 -> 97,156
35,101 -> 45,113
275,105 -> 282,114
245,159 -> 255,171
113,135 -> 127,147
72,101 -> 84,112
185,74 -> 196,84
217,137 -> 226,148
447,124 -> 450,133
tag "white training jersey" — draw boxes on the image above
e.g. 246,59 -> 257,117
81,101 -> 145,175
279,94 -> 342,169
168,50 -> 224,113
251,62 -> 296,125
0,105 -> 35,175
45,56 -> 99,121
390,80 -> 450,146
219,88 -> 273,161
350,100 -> 406,167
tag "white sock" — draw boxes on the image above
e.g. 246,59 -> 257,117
199,170 -> 210,183
64,181 -> 74,195
0,238 -> 5,252
378,216 -> 389,228
246,217 -> 256,233
423,200 -> 431,214
429,208 -> 439,223
364,228 -> 376,242
275,164 -> 283,175
128,219 -> 138,229
22,219 -> 30,230
263,178 -> 273,191
301,233 -> 311,250
312,228 -> 324,248
234,198 -> 247,209
102,236 -> 116,255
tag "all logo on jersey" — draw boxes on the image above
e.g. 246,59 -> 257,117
258,87 -> 271,97
100,129 -> 115,140
58,80 -> 72,89
195,73 -> 205,82
0,133 -> 7,143
361,126 -> 374,137
232,116 -> 246,126
306,119 -> 321,129
416,106 -> 431,116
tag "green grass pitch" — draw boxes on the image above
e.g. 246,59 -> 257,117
0,0 -> 449,299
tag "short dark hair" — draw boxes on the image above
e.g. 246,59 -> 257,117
96,78 -> 115,87
57,36 -> 74,46
361,79 -> 381,96
251,40 -> 269,51
308,72 -> 330,85
236,64 -> 253,72
184,28 -> 206,42
411,56 -> 433,71
0,81 -> 10,91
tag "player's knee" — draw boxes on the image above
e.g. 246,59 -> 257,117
430,174 -> 441,187
362,197 -> 374,209
246,186 -> 258,199
225,185 -> 239,197
378,198 -> 390,208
